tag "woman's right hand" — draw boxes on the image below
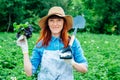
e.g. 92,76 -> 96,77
16,35 -> 28,54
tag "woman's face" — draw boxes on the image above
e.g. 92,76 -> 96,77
48,17 -> 64,37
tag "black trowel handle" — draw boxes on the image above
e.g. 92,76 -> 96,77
69,35 -> 75,46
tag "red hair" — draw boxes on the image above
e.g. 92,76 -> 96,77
36,17 -> 70,48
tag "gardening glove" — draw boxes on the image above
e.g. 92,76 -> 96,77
16,35 -> 28,54
63,51 -> 73,65
64,58 -> 74,65
59,46 -> 73,65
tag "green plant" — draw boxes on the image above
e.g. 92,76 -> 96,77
13,22 -> 33,39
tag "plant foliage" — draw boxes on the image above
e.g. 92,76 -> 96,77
0,32 -> 120,79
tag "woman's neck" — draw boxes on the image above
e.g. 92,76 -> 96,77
52,33 -> 60,37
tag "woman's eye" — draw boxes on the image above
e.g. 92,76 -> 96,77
58,19 -> 62,21
49,19 -> 53,21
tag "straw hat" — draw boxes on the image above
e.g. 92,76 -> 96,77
38,6 -> 73,30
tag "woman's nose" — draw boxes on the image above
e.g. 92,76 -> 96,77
53,21 -> 58,25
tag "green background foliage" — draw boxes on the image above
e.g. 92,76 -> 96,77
0,32 -> 120,80
0,0 -> 120,34
82,0 -> 120,34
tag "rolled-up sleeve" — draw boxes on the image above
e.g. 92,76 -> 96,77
72,38 -> 88,67
30,47 -> 42,74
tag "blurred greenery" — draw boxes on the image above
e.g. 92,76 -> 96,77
0,32 -> 120,80
0,0 -> 120,35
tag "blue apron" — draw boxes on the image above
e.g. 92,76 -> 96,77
38,50 -> 74,80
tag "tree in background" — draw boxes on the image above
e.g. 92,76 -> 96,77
82,0 -> 120,34
0,0 -> 27,32
0,0 -> 120,35
0,0 -> 72,32
67,0 -> 84,17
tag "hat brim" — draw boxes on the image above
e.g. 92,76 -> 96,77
38,14 -> 73,30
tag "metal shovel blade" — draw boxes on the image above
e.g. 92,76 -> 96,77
73,15 -> 86,36
73,15 -> 86,29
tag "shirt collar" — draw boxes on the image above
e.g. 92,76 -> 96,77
51,36 -> 61,41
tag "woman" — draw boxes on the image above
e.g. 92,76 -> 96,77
17,6 -> 88,80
